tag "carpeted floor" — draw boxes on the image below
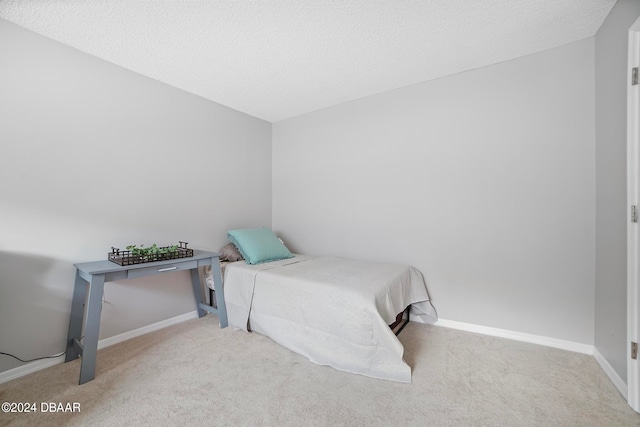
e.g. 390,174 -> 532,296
1,316 -> 639,426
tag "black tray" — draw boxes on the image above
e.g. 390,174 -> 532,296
108,241 -> 193,266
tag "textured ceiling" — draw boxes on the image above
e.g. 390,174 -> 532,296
0,0 -> 616,122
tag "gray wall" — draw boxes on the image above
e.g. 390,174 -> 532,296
594,0 -> 640,384
273,38 -> 596,345
0,19 -> 272,374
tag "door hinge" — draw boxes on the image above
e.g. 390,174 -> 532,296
633,205 -> 638,223
633,67 -> 639,85
633,342 -> 638,360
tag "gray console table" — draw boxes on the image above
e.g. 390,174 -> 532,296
65,250 -> 227,385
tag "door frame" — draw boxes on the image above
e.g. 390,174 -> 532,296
627,15 -> 640,413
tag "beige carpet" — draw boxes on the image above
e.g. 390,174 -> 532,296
1,316 -> 639,427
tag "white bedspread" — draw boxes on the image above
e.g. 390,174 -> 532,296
223,255 -> 436,383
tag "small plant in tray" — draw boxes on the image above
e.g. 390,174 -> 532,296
109,241 -> 193,266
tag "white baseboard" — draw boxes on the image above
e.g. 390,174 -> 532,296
433,319 -> 634,397
0,356 -> 66,385
0,310 -> 199,385
593,347 -> 628,399
96,310 -> 199,350
434,318 -> 594,355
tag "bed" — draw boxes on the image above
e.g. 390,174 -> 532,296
206,227 -> 436,383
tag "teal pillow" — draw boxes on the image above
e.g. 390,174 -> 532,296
227,227 -> 293,265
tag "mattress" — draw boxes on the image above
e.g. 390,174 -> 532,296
222,255 -> 436,383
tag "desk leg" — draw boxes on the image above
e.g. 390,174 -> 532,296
65,270 -> 87,362
190,259 -> 228,328
190,268 -> 207,318
211,258 -> 228,328
78,274 -> 105,385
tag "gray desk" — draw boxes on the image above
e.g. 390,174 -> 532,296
65,250 -> 227,385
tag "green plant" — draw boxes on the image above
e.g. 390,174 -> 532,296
125,243 -> 180,259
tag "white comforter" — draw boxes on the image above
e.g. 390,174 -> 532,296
223,255 -> 436,383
